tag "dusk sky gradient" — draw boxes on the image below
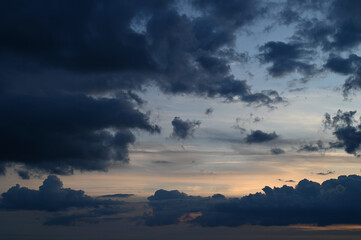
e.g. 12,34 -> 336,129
2,0 -> 361,239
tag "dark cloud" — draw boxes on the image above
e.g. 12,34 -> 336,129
193,0 -> 265,29
323,110 -> 361,155
258,41 -> 316,77
16,170 -> 30,180
275,1 -> 361,94
326,0 -> 361,51
324,54 -> 361,96
0,175 -> 132,226
298,140 -> 324,152
146,175 -> 361,227
283,0 -> 361,51
0,0 -> 284,106
145,189 -> 224,226
98,194 -> 134,199
0,0 -> 286,174
324,54 -> 361,75
270,148 -> 285,155
147,189 -> 188,201
0,163 -> 6,176
0,175 -> 119,211
246,130 -> 278,143
171,117 -> 201,140
316,171 -> 335,176
205,108 -> 214,116
0,92 -> 159,174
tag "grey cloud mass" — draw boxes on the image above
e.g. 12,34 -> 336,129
246,130 -> 278,143
324,110 -> 361,155
171,117 -> 201,140
0,0 -> 288,175
0,175 -> 119,211
146,175 -> 361,227
0,93 -> 159,174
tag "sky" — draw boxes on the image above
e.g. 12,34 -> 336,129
2,0 -> 361,239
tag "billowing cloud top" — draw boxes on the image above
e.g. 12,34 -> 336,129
0,175 -> 119,211
146,175 -> 361,227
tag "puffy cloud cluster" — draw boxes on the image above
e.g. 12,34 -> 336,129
272,0 -> 361,94
171,117 -> 201,140
323,110 -> 361,155
0,175 -> 130,226
146,175 -> 361,227
0,175 -> 119,211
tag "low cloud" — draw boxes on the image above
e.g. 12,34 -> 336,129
246,130 -> 278,143
0,93 -> 160,174
324,110 -> 361,155
146,175 -> 361,227
0,175 -> 131,226
0,175 -> 119,211
171,117 -> 201,140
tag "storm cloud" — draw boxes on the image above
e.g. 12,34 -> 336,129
146,175 -> 361,227
0,93 -> 159,174
0,0 -> 283,105
0,0 -> 288,175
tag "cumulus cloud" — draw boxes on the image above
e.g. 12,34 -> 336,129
281,0 -> 361,52
145,189 -> 225,226
0,93 -> 160,174
0,175 -> 119,211
323,110 -> 361,155
246,130 -> 278,143
171,117 -> 201,140
276,0 -> 361,96
146,175 -> 361,227
324,54 -> 361,96
0,175 -> 135,226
